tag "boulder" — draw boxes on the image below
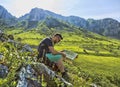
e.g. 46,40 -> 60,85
21,44 -> 33,52
17,65 -> 42,87
0,64 -> 8,78
0,53 -> 3,60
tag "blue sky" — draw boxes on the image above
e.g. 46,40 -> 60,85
0,0 -> 120,21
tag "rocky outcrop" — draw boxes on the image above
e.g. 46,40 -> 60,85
0,53 -> 3,60
17,63 -> 73,87
0,64 -> 8,78
0,31 -> 8,42
21,44 -> 33,52
17,65 -> 42,87
29,8 -> 47,21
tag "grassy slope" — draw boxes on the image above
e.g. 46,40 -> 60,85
3,29 -> 120,86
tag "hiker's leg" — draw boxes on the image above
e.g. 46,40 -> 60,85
50,54 -> 65,73
57,57 -> 69,81
56,57 -> 65,72
46,53 -> 65,72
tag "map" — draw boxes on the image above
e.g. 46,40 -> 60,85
62,50 -> 78,60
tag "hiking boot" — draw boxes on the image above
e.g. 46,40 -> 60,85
64,67 -> 68,72
62,72 -> 69,81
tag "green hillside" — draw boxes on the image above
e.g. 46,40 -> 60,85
0,28 -> 120,87
1,4 -> 120,87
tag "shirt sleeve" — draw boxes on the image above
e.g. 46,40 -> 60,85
44,38 -> 53,47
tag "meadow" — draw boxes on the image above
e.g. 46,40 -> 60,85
1,28 -> 120,87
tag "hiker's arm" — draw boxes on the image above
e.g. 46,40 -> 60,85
48,46 -> 66,57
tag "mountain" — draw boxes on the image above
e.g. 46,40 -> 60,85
19,7 -> 64,21
18,7 -> 120,39
42,17 -> 70,29
0,5 -> 14,20
18,8 -> 66,28
0,6 -> 120,39
18,8 -> 87,28
87,18 -> 120,39
0,5 -> 16,27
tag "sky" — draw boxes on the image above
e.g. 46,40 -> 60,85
0,0 -> 120,21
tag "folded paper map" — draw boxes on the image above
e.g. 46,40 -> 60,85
62,50 -> 78,60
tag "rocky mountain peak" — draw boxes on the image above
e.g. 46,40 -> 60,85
0,5 -> 15,20
29,7 -> 47,21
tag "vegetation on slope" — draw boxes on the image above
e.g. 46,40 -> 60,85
0,28 -> 120,87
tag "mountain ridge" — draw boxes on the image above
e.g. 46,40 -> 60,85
0,5 -> 15,20
0,5 -> 120,39
17,7 -> 120,39
0,5 -> 17,27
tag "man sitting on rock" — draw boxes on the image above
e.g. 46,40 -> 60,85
37,33 -> 69,79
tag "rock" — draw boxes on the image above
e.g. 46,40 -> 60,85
0,64 -> 8,78
17,65 -> 42,87
21,44 -> 33,52
0,53 -> 3,60
8,34 -> 14,40
0,30 -> 3,34
90,83 -> 98,87
0,33 -> 8,42
17,63 -> 73,87
7,39 -> 15,43
32,62 -> 73,87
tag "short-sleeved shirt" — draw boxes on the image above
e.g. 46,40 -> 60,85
37,37 -> 53,58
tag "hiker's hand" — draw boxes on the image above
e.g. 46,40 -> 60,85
63,53 -> 66,58
61,52 -> 66,58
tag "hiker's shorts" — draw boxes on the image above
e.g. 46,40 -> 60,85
46,53 -> 62,62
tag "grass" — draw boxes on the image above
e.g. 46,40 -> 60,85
3,28 -> 120,86
75,54 -> 120,75
74,55 -> 120,86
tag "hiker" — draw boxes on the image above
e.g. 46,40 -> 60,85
37,33 -> 68,78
